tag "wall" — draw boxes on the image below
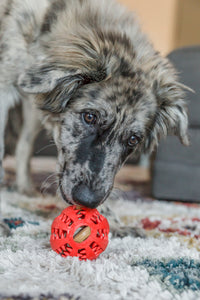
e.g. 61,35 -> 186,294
118,0 -> 200,56
177,0 -> 200,49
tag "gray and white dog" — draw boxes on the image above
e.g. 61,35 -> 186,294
0,0 -> 189,217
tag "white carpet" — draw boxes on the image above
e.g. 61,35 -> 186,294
1,189 -> 200,300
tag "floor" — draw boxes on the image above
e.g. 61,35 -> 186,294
3,155 -> 152,199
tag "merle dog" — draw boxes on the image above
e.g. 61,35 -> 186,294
0,0 -> 189,235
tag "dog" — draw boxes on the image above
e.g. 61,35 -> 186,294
0,0 -> 189,234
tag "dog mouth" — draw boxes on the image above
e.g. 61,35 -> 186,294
58,178 -> 109,208
58,175 -> 73,205
58,167 -> 113,208
59,186 -> 71,204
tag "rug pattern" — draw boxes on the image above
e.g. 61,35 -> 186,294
1,187 -> 200,300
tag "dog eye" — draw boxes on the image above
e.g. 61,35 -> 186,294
82,112 -> 97,125
127,135 -> 139,147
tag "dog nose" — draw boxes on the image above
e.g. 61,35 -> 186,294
72,184 -> 102,208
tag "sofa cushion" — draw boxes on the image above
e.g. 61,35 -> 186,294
152,128 -> 200,201
168,45 -> 200,127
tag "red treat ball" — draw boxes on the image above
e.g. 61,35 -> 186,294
50,205 -> 109,260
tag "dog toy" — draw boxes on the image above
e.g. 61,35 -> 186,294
50,205 -> 109,260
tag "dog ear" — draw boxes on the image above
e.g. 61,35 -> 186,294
18,63 -> 106,113
145,79 -> 189,152
18,64 -> 76,94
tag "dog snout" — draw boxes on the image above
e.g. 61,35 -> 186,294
72,184 -> 103,208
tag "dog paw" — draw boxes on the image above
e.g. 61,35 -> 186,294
0,220 -> 11,237
11,181 -> 38,197
110,225 -> 146,239
100,202 -> 146,239
18,185 -> 38,197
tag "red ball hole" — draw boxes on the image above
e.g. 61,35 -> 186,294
73,226 -> 91,243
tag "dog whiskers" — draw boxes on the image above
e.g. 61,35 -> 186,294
110,186 -> 122,198
40,172 -> 61,194
41,180 -> 58,195
57,179 -> 73,205
35,143 -> 56,155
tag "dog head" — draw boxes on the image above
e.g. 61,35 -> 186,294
18,30 -> 188,208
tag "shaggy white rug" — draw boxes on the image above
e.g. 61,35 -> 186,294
1,189 -> 200,300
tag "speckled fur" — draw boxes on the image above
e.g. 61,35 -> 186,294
0,0 -> 189,208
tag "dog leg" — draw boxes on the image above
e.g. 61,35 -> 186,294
0,102 -> 8,184
0,88 -> 19,183
0,220 -> 11,237
16,97 -> 41,195
0,88 -> 20,236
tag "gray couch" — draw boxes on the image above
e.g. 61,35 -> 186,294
152,46 -> 200,202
